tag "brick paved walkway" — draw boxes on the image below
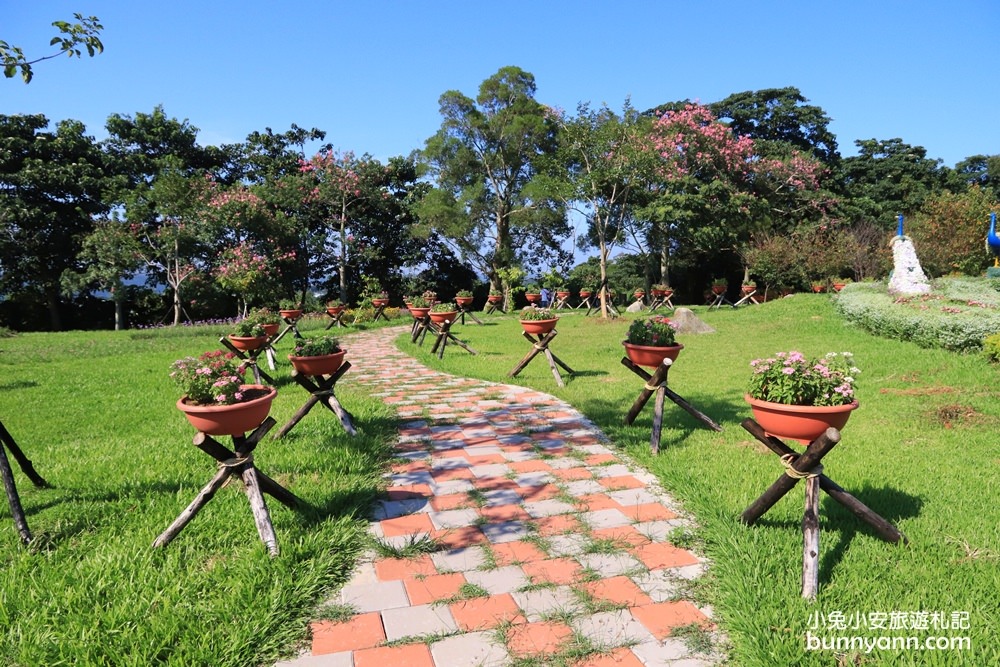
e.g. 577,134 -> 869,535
277,326 -> 721,666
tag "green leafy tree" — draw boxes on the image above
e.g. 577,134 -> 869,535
539,100 -> 654,317
0,114 -> 108,329
954,154 -> 1000,196
417,66 -> 568,292
908,186 -> 999,277
1,14 -> 103,83
839,138 -> 953,224
709,87 -> 840,165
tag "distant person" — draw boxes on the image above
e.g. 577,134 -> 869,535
539,287 -> 551,307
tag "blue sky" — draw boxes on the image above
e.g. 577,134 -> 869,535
5,1 -> 998,168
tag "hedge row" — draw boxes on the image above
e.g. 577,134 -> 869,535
833,277 -> 1000,353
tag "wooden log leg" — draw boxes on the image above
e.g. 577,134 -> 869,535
662,386 -> 723,431
322,392 -> 358,436
542,348 -> 564,387
0,443 -> 32,544
624,361 -> 671,425
802,475 -> 820,600
240,464 -> 279,557
0,420 -> 50,488
275,395 -> 321,438
741,419 -> 906,544
547,351 -> 574,375
152,465 -> 232,548
650,386 -> 666,455
264,346 -> 277,370
739,428 -> 840,525
508,337 -> 546,378
446,332 -> 477,355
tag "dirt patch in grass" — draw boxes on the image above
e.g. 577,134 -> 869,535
879,385 -> 957,396
930,403 -> 988,429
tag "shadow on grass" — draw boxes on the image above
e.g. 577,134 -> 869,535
0,380 -> 39,391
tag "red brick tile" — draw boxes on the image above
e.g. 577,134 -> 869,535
473,477 -> 520,491
373,555 -> 438,580
508,459 -> 553,473
466,454 -> 507,465
433,525 -> 488,549
491,540 -> 548,566
624,502 -> 678,522
518,484 -> 562,501
403,572 -> 467,605
521,557 -> 583,585
354,643 -> 435,667
571,648 -> 645,666
575,494 -> 622,511
598,475 -> 645,491
380,513 -> 434,537
430,493 -> 473,511
479,504 -> 531,523
449,593 -> 525,630
431,467 -> 475,482
583,453 -> 619,466
631,542 -> 700,569
310,611 -> 384,654
552,467 -> 593,481
591,525 -> 649,548
390,460 -> 430,474
534,514 -> 583,536
581,576 -> 653,607
630,600 -> 709,640
385,484 -> 433,500
506,620 -> 574,657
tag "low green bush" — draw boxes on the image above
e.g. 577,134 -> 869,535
834,279 -> 1000,352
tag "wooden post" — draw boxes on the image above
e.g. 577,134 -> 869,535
240,462 -> 279,556
0,420 -> 50,488
802,475 -> 820,600
508,331 -> 566,384
650,385 -> 666,455
276,364 -> 356,437
152,465 -> 232,549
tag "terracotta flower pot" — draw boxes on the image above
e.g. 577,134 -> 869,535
177,385 -> 276,436
741,285 -> 755,295
288,350 -> 346,376
556,291 -> 570,299
832,283 -> 846,292
279,309 -> 303,320
409,306 -> 430,320
663,289 -> 674,298
228,335 -> 267,351
622,341 -> 684,368
711,285 -> 726,295
429,310 -> 457,324
326,306 -> 345,316
487,295 -> 503,303
651,289 -> 665,297
525,293 -> 541,303
371,298 -> 389,307
455,296 -> 474,308
261,323 -> 279,337
745,395 -> 859,443
520,318 -> 557,335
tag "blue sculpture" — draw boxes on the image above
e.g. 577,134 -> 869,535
987,213 -> 1000,266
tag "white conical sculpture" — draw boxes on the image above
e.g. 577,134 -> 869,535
888,215 -> 931,295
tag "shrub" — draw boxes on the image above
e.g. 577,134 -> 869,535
834,279 -> 1000,352
456,289 -> 473,298
430,303 -> 456,313
626,316 -> 678,346
292,336 -> 342,357
982,333 -> 1000,363
409,295 -> 429,308
519,307 -> 555,321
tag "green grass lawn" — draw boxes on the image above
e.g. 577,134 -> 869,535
1,298 -> 998,666
405,296 -> 1000,666
0,317 -> 399,666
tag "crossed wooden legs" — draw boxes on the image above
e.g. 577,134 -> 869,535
621,359 -> 722,453
153,418 -> 303,556
739,419 -> 907,599
0,420 -> 50,545
275,362 -> 357,438
508,330 -> 574,387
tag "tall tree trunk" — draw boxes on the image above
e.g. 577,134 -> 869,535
338,200 -> 348,303
45,288 -> 62,331
599,241 -> 610,319
113,279 -> 125,331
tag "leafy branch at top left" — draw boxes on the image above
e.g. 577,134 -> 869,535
1,13 -> 104,83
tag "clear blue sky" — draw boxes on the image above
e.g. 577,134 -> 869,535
5,1 -> 998,168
